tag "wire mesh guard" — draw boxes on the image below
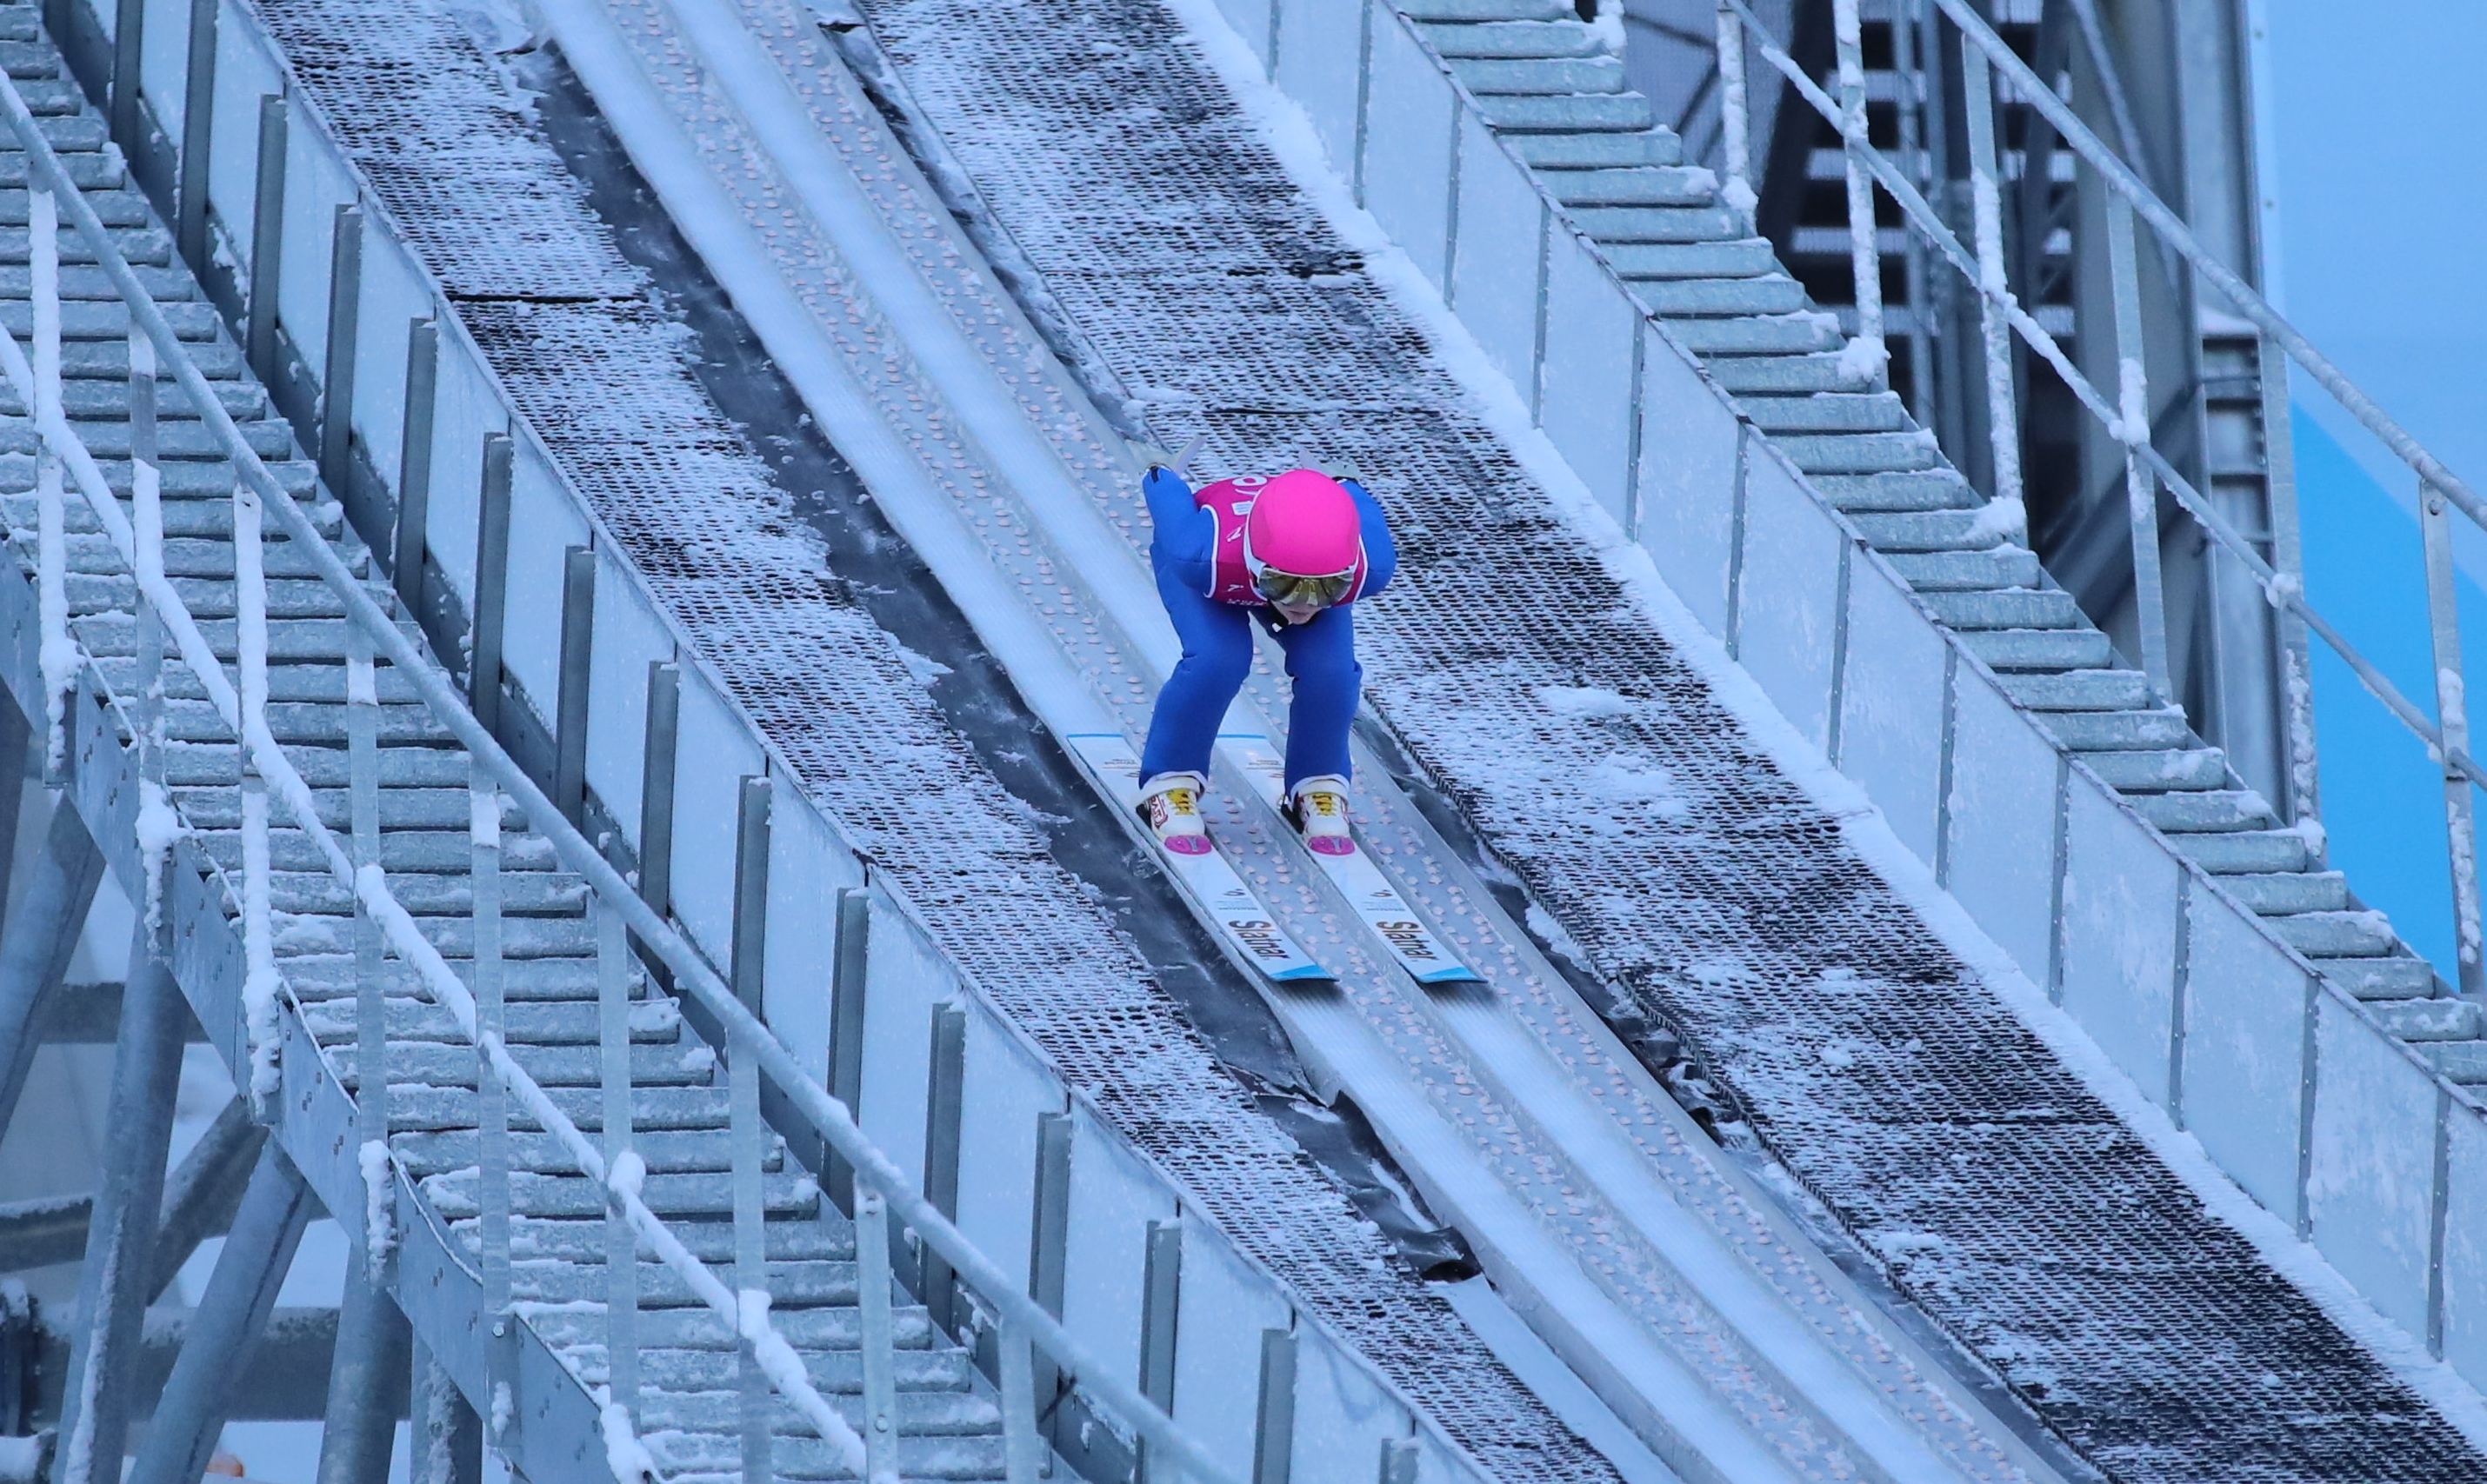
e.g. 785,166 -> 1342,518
850,0 -> 2487,1479
0,43 -> 1231,1484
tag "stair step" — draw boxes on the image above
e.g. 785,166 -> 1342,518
395,1126 -> 770,1178
2213,870 -> 2349,915
303,995 -> 670,1048
280,912 -> 592,963
424,1167 -> 814,1221
1736,391 -> 1907,434
1701,350 -> 1863,395
157,739 -> 458,792
511,1217 -> 853,1263
1417,19 -> 1604,57
164,695 -> 450,748
1629,274 -> 1804,316
51,337 -> 250,380
1449,55 -> 1626,95
392,1084 -> 729,1133
1569,203 -> 1746,243
334,1039 -> 717,1090
1776,429 -> 1941,475
1505,129 -> 1682,168
1602,236 -> 1776,279
196,828 -> 561,879
557,1342 -> 972,1396
7,416 -> 294,462
1958,629 -> 2115,672
0,39 -> 57,77
2318,956 -> 2439,1001
2369,999 -> 2484,1042
57,526 -> 337,581
630,1386 -> 1003,1438
1917,588 -> 2082,629
2267,910 -> 2397,958
527,1301 -> 930,1354
1663,312 -> 1843,355
0,81 -> 97,117
277,868 -> 586,918
2418,1041 -> 2487,1084
1886,549 -> 2043,592
1401,0 -> 1573,23
0,113 -> 104,148
0,186 -> 154,229
0,263 -> 194,307
102,656 -> 421,708
646,1426 -> 1003,1481
2037,708 -> 2194,753
0,222 -> 170,263
2129,789 -> 2277,833
0,296 -> 221,341
1847,509 -> 2007,552
285,948 -> 625,1002
512,1256 -> 851,1308
3,450 -> 312,495
77,574 -> 377,626
1995,668 -> 2150,711
1477,91 -> 1655,131
1812,469 -> 1978,512
1542,164 -> 1716,207
2076,749 -> 2229,792
173,782 -> 517,832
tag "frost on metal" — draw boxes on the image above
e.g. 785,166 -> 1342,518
244,2 -> 1597,1479
359,1138 -> 397,1266
844,1 -> 2487,1479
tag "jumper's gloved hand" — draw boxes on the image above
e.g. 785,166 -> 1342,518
1130,441 -> 1177,473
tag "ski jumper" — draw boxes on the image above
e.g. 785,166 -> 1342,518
1139,467 -> 1397,792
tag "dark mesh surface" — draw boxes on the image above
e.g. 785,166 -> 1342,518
849,1 -> 2487,1478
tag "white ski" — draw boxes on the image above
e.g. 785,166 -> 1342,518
1065,733 -> 1335,984
1218,735 -> 1483,987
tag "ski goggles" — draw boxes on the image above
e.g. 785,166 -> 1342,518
1255,566 -> 1355,609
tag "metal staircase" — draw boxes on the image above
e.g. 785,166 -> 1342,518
1399,0 -> 2457,1044
0,10 -> 1230,1480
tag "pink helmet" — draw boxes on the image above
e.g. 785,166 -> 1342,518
1245,469 -> 1361,576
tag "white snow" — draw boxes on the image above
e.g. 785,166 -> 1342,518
2111,355 -> 2149,447
35,452 -> 69,770
599,1401 -> 659,1484
1535,684 -> 1637,721
1161,0 -> 2487,1438
0,1435 -> 43,1483
134,777 -> 185,930
359,1139 -> 397,1266
1833,333 -> 1889,386
608,1148 -> 648,1201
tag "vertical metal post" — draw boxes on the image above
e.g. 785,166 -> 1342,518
235,370 -> 277,1111
30,183 -> 64,775
856,1184 -> 901,1484
1137,1220 -> 1182,1484
2260,336 -> 2320,834
2420,481 -> 2485,998
410,1337 -> 483,1484
1831,0 -> 1884,382
1377,1439 -> 1417,1484
919,1004 -> 966,1336
393,320 -> 438,609
733,775 -> 771,1016
348,623 -> 383,1175
470,433 -> 513,735
246,95 -> 286,382
51,913 -> 186,1483
110,0 -> 143,150
825,885 -> 870,1211
1891,0 -> 1936,425
344,613 -> 397,1474
637,661 -> 680,918
320,204 -> 363,495
731,1014 -> 772,1484
999,1314 -> 1043,1484
1251,1329 -> 1296,1484
554,547 -> 597,825
0,704 -> 29,920
2105,192 -> 2173,706
176,0 -> 217,266
0,802 -> 106,1131
124,1143 -> 315,1484
315,1258 -> 412,1484
1958,42 -> 2024,507
471,760 -> 513,1445
1711,1 -> 1753,224
1027,1109 -> 1072,1426
598,896 -> 640,1419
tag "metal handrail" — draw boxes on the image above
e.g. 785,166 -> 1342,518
1711,0 -> 2487,984
0,69 -> 1244,1484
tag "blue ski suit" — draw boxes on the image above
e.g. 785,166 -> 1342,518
1137,467 -> 1397,792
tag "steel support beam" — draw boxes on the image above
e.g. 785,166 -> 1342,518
408,1338 -> 482,1484
0,702 -> 29,915
150,1096 -> 264,1298
125,1142 -> 315,1484
0,797 -> 106,1136
48,915 -> 186,1482
315,1249 -> 411,1484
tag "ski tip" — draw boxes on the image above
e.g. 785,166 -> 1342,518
1161,835 -> 1214,857
1416,966 -> 1484,986
1270,964 -> 1337,984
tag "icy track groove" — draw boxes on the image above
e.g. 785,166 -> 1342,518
842,1 -> 2487,1480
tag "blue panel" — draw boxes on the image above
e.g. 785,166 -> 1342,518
1537,231 -> 1637,520
1447,116 -> 1541,392
667,668 -> 765,965
2307,999 -> 2442,1340
1941,668 -> 2055,970
499,438 -> 594,706
583,556 -> 677,844
2057,783 -> 2180,1099
1631,326 -> 1739,633
2180,891 -> 2310,1217
1061,1114 -> 1177,1382
953,1015 -> 1059,1292
1211,0 -> 1276,70
1274,0 -> 1364,182
1733,450 -> 1842,749
1288,1327 -> 1408,1484
1837,559 -> 1948,866
763,796 -> 863,1088
1171,1231 -> 1292,1462
1360,20 -> 1456,289
857,897 -> 944,1170
2440,1106 -> 2487,1389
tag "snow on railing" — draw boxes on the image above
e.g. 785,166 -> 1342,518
0,67 -> 1242,1484
1716,0 -> 2487,991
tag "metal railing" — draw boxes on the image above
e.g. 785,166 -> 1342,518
1711,0 -> 2487,993
0,70 -> 1244,1484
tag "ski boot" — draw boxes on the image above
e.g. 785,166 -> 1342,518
1284,775 -> 1354,855
1138,771 -> 1212,856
